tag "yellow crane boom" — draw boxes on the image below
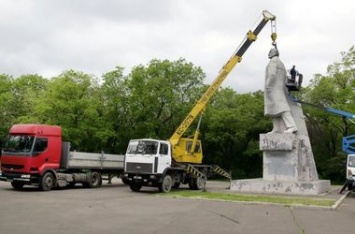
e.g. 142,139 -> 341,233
169,10 -> 276,164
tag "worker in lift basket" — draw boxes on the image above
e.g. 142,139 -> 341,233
264,47 -> 297,134
290,65 -> 299,82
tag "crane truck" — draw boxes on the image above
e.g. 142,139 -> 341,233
0,124 -> 124,191
122,10 -> 277,193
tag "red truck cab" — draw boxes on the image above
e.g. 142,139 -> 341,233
0,124 -> 62,187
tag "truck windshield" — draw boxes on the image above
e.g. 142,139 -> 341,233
127,140 -> 158,155
2,135 -> 35,153
348,156 -> 355,167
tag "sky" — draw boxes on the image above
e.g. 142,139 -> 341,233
1,0 -> 354,93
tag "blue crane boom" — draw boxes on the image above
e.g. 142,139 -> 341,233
290,95 -> 355,154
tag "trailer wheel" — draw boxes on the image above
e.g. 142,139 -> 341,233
129,182 -> 142,192
40,172 -> 55,191
159,174 -> 172,193
85,171 -> 102,188
11,181 -> 25,190
67,182 -> 76,188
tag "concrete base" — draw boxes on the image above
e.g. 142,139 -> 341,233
230,178 -> 331,195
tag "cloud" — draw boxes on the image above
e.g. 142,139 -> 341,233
0,0 -> 354,93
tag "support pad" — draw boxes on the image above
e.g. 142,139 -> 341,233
230,178 -> 331,195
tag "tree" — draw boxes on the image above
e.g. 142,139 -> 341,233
13,74 -> 48,122
100,66 -> 129,153
24,70 -> 106,152
0,74 -> 15,139
99,59 -> 206,153
202,88 -> 270,178
131,59 -> 205,137
301,46 -> 355,182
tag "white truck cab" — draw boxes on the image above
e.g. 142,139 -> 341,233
124,139 -> 172,174
346,154 -> 355,187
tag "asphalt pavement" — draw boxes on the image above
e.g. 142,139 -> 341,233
0,179 -> 354,234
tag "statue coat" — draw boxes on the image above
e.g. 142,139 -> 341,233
264,56 -> 290,117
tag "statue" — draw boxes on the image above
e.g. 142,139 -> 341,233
264,47 -> 297,134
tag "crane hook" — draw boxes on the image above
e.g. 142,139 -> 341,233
270,18 -> 277,46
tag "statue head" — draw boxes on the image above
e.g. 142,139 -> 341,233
268,47 -> 279,59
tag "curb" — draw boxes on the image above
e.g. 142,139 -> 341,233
331,191 -> 350,210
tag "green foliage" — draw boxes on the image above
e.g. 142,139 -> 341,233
126,58 -> 205,138
303,46 -> 355,183
1,46 -> 354,184
100,66 -> 128,153
0,74 -> 15,139
202,88 -> 270,178
163,190 -> 335,207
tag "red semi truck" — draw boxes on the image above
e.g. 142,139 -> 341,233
0,124 -> 124,191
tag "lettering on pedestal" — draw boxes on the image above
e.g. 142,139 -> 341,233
259,133 -> 295,151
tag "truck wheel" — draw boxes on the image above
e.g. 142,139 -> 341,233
121,177 -> 130,185
83,171 -> 102,188
188,179 -> 194,189
11,181 -> 25,190
129,182 -> 142,192
67,182 -> 76,188
40,172 -> 55,191
159,174 -> 172,193
172,182 -> 181,189
195,176 -> 205,190
90,172 -> 102,188
189,177 -> 205,190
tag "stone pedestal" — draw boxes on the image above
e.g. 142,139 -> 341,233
230,97 -> 331,195
261,133 -> 318,182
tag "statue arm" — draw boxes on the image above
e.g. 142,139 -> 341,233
265,62 -> 277,87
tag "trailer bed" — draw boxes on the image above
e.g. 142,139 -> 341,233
67,152 -> 124,170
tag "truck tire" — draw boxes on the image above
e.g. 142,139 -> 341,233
159,174 -> 172,193
188,179 -> 195,189
121,177 -> 130,185
129,182 -> 142,192
189,177 -> 205,190
39,172 -> 55,191
67,182 -> 76,188
11,181 -> 25,190
172,182 -> 181,189
84,171 -> 102,188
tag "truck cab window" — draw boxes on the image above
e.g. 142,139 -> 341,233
348,156 -> 355,167
34,138 -> 48,153
127,140 -> 158,155
159,143 -> 168,155
186,141 -> 201,153
144,144 -> 157,154
3,135 -> 34,153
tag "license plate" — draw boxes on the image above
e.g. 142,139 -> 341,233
133,176 -> 142,179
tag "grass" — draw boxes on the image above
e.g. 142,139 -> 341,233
160,190 -> 336,207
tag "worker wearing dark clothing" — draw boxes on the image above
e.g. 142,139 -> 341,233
290,65 -> 298,82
